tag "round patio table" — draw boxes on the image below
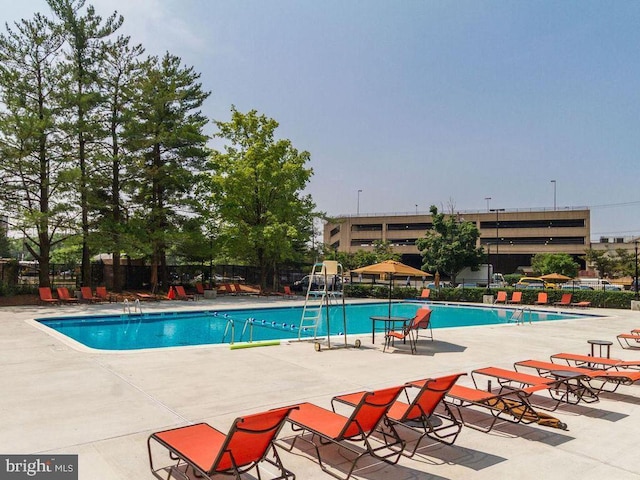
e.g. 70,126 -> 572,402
370,316 -> 411,344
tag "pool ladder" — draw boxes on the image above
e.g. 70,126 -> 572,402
123,298 -> 141,314
510,307 -> 532,325
222,318 -> 235,344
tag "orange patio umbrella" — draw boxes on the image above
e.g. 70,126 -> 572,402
352,260 -> 432,316
540,273 -> 572,282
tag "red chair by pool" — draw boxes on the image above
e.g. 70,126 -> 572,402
148,406 -> 297,480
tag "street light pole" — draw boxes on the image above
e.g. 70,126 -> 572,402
551,180 -> 556,210
489,208 -> 505,272
357,189 -> 362,215
635,240 -> 638,300
484,197 -> 491,212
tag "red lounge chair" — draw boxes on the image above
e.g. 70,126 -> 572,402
148,406 -> 297,480
571,300 -> 591,308
39,287 -> 59,305
417,288 -> 430,301
56,287 -> 79,303
282,385 -> 405,480
554,293 -> 572,306
471,366 -> 598,410
174,285 -> 195,301
136,292 -> 158,301
550,352 -> 640,371
617,332 -> 640,350
514,359 -> 640,394
194,282 -> 205,299
445,384 -> 567,432
534,292 -> 548,305
283,285 -> 295,297
384,308 -> 433,354
494,291 -> 507,304
80,286 -> 101,303
508,291 -> 522,304
95,286 -> 115,302
332,373 -> 464,457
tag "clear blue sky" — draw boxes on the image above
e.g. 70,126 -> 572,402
4,0 -> 640,241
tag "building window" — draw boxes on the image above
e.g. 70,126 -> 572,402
386,223 -> 432,231
330,226 -> 340,237
480,219 -> 585,229
351,224 -> 383,232
480,237 -> 585,246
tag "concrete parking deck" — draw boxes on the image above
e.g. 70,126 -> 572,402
2,297 -> 640,479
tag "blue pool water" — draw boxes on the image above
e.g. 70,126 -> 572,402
36,302 -> 588,351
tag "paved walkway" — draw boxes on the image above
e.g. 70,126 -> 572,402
2,297 -> 640,479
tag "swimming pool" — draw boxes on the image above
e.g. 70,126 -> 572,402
36,302 -> 589,351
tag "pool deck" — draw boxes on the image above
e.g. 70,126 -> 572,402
2,296 -> 640,479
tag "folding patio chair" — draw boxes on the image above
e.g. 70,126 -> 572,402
148,405 -> 297,480
444,384 -> 568,433
282,385 -> 405,480
332,373 -> 465,457
383,308 -> 433,354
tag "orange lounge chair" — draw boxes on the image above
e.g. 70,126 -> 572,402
514,359 -> 640,394
417,288 -> 430,301
445,384 -> 567,432
571,300 -> 591,308
194,282 -> 205,299
283,285 -> 295,297
494,291 -> 507,304
534,292 -> 548,305
508,291 -> 522,304
554,293 -> 572,306
384,308 -> 433,354
56,287 -> 79,303
174,285 -> 195,301
617,332 -> 640,350
148,406 -> 297,480
95,286 -> 115,302
39,287 -> 59,305
471,366 -> 598,410
136,292 -> 158,301
550,352 -> 640,371
332,373 -> 464,457
282,385 -> 405,480
80,286 -> 101,303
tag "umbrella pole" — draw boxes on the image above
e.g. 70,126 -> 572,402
388,274 -> 393,318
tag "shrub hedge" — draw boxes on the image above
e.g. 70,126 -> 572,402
343,284 -> 636,309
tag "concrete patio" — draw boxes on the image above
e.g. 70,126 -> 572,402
2,296 -> 640,479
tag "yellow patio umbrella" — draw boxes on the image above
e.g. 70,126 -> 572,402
540,273 -> 572,282
352,260 -> 432,316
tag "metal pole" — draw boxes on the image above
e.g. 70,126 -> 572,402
484,197 -> 491,212
357,189 -> 362,215
635,240 -> 638,300
490,208 -> 505,273
551,180 -> 556,210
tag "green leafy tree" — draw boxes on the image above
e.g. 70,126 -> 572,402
583,248 -> 616,279
90,35 -> 144,291
204,107 -> 316,289
530,253 -> 579,277
0,12 -> 76,288
416,205 -> 483,284
125,53 -> 210,291
48,0 -> 123,286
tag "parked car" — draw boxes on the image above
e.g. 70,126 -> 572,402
515,277 -> 549,289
